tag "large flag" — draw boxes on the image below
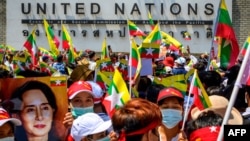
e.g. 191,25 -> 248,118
127,20 -> 146,37
23,28 -> 39,66
101,37 -> 109,60
130,38 -> 142,81
189,69 -> 211,110
140,23 -> 161,58
102,69 -> 131,117
215,0 -> 239,69
62,24 -> 76,63
43,19 -> 60,56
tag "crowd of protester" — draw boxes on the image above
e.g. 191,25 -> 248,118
0,44 -> 249,141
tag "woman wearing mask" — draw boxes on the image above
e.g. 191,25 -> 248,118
10,80 -> 59,141
157,87 -> 187,141
64,81 -> 95,127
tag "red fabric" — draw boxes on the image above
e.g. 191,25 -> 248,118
189,126 -> 221,141
157,87 -> 184,103
118,121 -> 159,141
163,56 -> 174,67
66,135 -> 74,141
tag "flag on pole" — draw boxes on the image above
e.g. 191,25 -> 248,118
140,23 -> 161,58
96,58 -> 115,72
43,19 -> 60,56
23,28 -> 39,66
239,36 -> 250,57
101,37 -> 109,59
38,47 -> 57,61
240,36 -> 250,86
148,11 -> 155,30
215,0 -> 239,69
127,20 -> 146,37
161,31 -> 183,50
189,69 -> 212,110
183,31 -> 191,40
62,24 -> 76,63
130,38 -> 142,81
117,59 -> 129,80
102,69 -> 131,117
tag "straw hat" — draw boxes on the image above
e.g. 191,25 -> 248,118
70,65 -> 93,82
191,95 -> 243,125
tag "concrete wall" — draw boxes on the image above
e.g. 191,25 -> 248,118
0,0 -> 6,44
0,0 -> 250,48
233,0 -> 250,46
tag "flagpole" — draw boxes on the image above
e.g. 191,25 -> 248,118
181,69 -> 196,130
216,35 -> 250,140
206,0 -> 222,71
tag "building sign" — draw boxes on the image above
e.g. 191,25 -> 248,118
6,0 -> 232,53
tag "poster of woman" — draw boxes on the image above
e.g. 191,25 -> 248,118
0,76 -> 68,141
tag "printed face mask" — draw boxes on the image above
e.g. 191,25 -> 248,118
71,106 -> 94,118
161,109 -> 182,129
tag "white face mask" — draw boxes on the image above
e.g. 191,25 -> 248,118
0,137 -> 15,141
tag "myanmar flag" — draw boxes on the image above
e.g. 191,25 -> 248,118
50,76 -> 67,87
117,59 -> 129,80
95,71 -> 112,91
240,36 -> 250,86
101,37 -> 109,60
215,0 -> 239,69
43,19 -> 60,56
128,20 -> 146,37
189,69 -> 211,110
23,28 -> 39,66
38,47 -> 57,61
102,69 -> 131,117
96,58 -> 115,72
62,24 -> 77,63
130,38 -> 142,81
148,12 -> 155,30
140,23 -> 161,58
239,36 -> 250,57
161,31 -> 183,50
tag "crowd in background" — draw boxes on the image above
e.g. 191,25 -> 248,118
0,43 -> 249,141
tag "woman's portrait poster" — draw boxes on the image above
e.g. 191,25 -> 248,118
0,76 -> 68,141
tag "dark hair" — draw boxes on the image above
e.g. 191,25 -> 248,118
186,110 -> 223,139
88,51 -> 96,59
17,70 -> 50,77
137,76 -> 152,98
198,71 -> 222,88
10,80 -> 57,114
57,55 -> 63,62
145,84 -> 165,104
112,98 -> 162,141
